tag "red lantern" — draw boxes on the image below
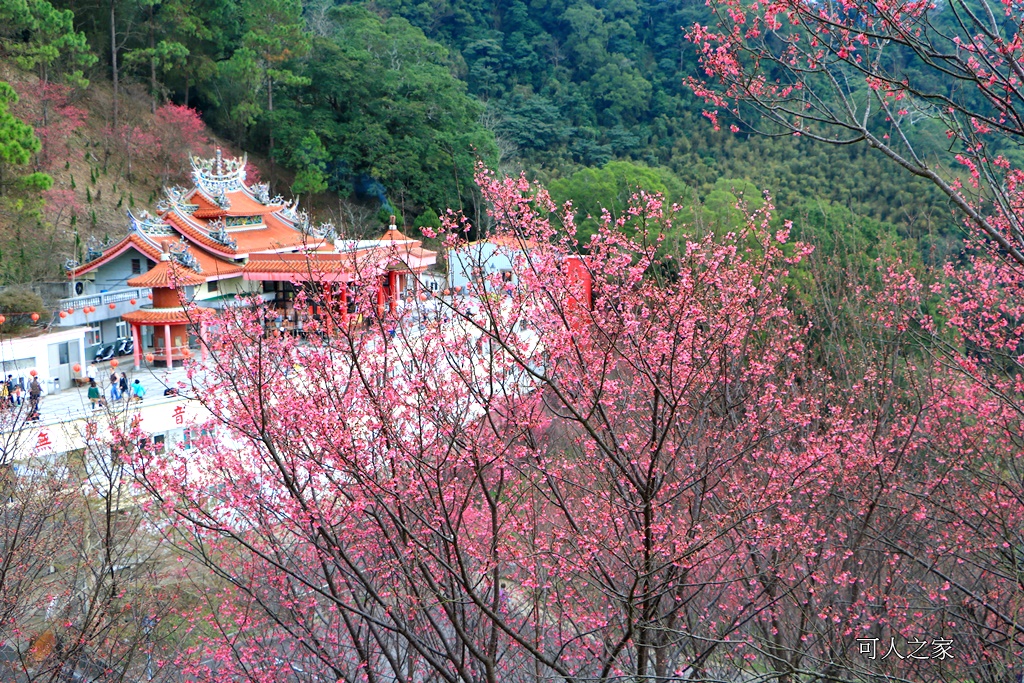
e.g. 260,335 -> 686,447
443,289 -> 451,296
418,293 -> 427,301
29,369 -> 37,377
110,359 -> 119,368
182,348 -> 192,358
109,303 -> 116,310
0,315 -> 6,325
129,299 -> 136,305
67,308 -> 74,315
147,294 -> 153,300
145,353 -> 155,363
73,363 -> 81,373
30,312 -> 39,322
59,311 -> 67,319
455,286 -> 462,293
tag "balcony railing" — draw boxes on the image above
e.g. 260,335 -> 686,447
59,287 -> 152,310
57,287 -> 153,326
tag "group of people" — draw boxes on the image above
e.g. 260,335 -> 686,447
86,362 -> 146,410
2,373 -> 44,421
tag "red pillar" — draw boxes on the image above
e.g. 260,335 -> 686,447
388,271 -> 398,313
164,324 -> 173,368
131,323 -> 142,370
376,281 -> 386,317
340,283 -> 348,325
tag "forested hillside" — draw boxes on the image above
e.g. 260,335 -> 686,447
0,0 -> 963,284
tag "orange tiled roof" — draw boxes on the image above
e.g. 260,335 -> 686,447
223,190 -> 281,216
121,307 -> 195,325
379,227 -> 416,243
68,232 -> 164,278
192,207 -> 226,219
126,261 -> 208,288
163,211 -> 239,257
244,252 -> 357,274
232,213 -> 322,254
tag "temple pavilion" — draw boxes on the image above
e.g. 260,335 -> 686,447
66,151 -> 437,368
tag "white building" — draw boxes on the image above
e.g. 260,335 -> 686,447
447,236 -> 540,292
0,327 -> 87,392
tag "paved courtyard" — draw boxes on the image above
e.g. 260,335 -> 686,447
29,360 -> 199,423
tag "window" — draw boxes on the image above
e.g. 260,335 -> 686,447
153,434 -> 165,454
115,322 -> 128,340
207,279 -> 219,293
146,259 -> 155,270
131,258 -> 141,274
58,342 -> 69,365
86,323 -> 102,346
183,427 -> 214,450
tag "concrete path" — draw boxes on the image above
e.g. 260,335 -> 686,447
15,361 -> 199,424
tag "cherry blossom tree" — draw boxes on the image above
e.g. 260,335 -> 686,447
0,408 -> 184,682
122,171 -> 1022,682
152,104 -> 211,183
685,0 -> 1024,265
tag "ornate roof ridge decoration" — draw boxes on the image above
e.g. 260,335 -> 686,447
85,235 -> 115,262
207,217 -> 238,250
251,182 -> 271,205
169,241 -> 203,274
191,149 -> 248,196
64,258 -> 80,271
157,185 -> 192,214
277,197 -> 299,222
295,211 -> 337,241
127,209 -> 176,236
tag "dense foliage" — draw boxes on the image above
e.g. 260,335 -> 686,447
0,0 -> 957,243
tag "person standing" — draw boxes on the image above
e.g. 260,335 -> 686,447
109,371 -> 121,401
28,377 -> 41,421
5,375 -> 15,407
131,379 -> 146,402
87,379 -> 101,410
119,372 -> 129,397
28,377 -> 41,409
86,361 -> 97,382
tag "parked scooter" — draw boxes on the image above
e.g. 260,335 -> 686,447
115,337 -> 134,357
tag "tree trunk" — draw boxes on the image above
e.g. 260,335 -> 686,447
149,3 -> 157,114
110,0 -> 119,129
267,71 -> 275,184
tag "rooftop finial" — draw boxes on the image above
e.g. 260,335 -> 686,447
215,148 -> 223,174
160,242 -> 170,262
389,214 -> 397,229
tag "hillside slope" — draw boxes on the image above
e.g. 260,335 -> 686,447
0,64 -> 270,286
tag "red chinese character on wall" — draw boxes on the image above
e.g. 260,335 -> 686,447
173,405 -> 186,425
35,431 -> 52,450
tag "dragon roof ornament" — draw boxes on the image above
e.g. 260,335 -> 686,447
169,241 -> 202,273
191,149 -> 248,196
157,186 -> 190,214
295,212 -> 337,241
85,235 -> 115,262
207,218 -> 238,250
251,182 -> 271,205
127,209 -> 175,235
278,198 -> 299,222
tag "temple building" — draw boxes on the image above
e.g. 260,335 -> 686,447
62,151 -> 437,366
